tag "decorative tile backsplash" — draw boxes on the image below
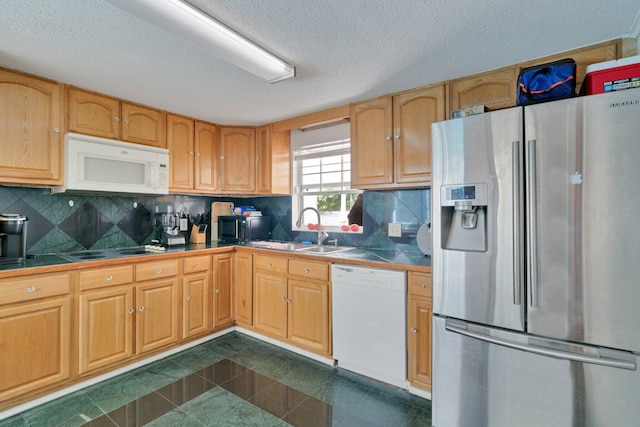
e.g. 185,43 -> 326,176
0,185 -> 430,256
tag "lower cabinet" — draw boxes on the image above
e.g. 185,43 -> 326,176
253,254 -> 331,355
212,253 -> 234,327
182,255 -> 211,339
233,252 -> 254,326
0,272 -> 71,403
408,271 -> 432,391
77,260 -> 179,376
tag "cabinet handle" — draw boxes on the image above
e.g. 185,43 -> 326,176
54,127 -> 60,133
124,119 -> 129,124
189,151 -> 194,156
114,116 -> 120,122
139,306 -> 145,312
128,308 -> 134,314
304,268 -> 310,274
186,295 -> 191,300
267,262 -> 272,268
287,298 -> 292,304
220,155 -> 225,160
395,134 -> 400,140
106,275 -> 113,281
411,328 -> 417,333
195,262 -> 201,267
26,286 -> 35,293
281,296 -> 286,301
422,283 -> 427,288
386,136 -> 391,141
215,289 -> 220,294
195,152 -> 201,156
156,268 -> 162,273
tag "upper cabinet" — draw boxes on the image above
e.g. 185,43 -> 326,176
166,114 -> 195,191
351,84 -> 445,189
448,39 -> 625,118
256,125 -> 291,195
219,126 -> 257,193
0,68 -> 63,185
68,87 -> 165,148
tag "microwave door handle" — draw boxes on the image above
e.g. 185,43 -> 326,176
235,221 -> 239,239
150,163 -> 158,189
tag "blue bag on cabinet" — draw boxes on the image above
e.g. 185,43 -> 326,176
517,58 -> 576,105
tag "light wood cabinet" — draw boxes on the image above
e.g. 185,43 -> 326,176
256,124 -> 272,194
212,253 -> 234,327
253,254 -> 331,354
167,115 -> 219,194
408,271 -> 432,391
182,255 -> 211,339
68,87 -> 165,147
449,39 -> 624,117
0,68 -> 63,185
0,272 -> 71,402
234,252 -> 254,326
351,85 -> 445,189
135,276 -> 179,354
219,126 -> 256,193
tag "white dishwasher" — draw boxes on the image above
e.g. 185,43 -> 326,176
331,264 -> 408,388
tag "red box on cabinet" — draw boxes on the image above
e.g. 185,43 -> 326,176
581,55 -> 640,95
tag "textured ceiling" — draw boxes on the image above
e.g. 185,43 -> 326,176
2,0 -> 639,126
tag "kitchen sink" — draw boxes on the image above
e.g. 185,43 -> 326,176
249,241 -> 354,255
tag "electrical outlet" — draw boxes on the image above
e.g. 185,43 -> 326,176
388,223 -> 402,237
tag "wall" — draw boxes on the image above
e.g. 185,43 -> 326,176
0,185 -> 430,256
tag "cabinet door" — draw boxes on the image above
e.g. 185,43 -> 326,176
288,279 -> 330,354
183,272 -> 210,339
408,297 -> 432,391
68,88 -> 120,139
253,271 -> 288,338
219,127 -> 256,193
78,286 -> 134,375
121,102 -> 165,148
136,279 -> 179,354
394,86 -> 445,186
194,121 -> 219,192
212,253 -> 234,327
234,252 -> 254,325
350,97 -> 394,188
0,298 -> 70,401
167,113 -> 195,191
449,67 -> 519,115
256,124 -> 272,193
0,70 -> 63,185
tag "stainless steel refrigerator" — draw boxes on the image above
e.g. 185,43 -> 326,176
431,88 -> 640,427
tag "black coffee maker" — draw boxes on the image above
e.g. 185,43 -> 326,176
0,214 -> 28,264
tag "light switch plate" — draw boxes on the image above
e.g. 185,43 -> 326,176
388,223 -> 402,237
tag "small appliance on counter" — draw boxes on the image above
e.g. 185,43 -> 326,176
0,213 -> 28,264
218,215 -> 270,242
160,212 -> 185,246
211,201 -> 234,241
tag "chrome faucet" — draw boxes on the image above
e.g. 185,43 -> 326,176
296,207 -> 329,245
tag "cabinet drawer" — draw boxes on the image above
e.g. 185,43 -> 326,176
183,255 -> 211,274
254,255 -> 288,274
136,259 -> 178,281
0,272 -> 71,305
289,259 -> 329,281
409,271 -> 432,299
79,265 -> 134,291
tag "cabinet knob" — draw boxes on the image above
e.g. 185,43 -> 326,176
54,127 -> 60,133
195,262 -> 201,267
128,308 -> 134,314
195,152 -> 201,156
411,327 -> 417,333
422,283 -> 427,288
124,119 -> 129,124
386,136 -> 392,141
139,306 -> 145,312
304,268 -> 310,274
186,295 -> 191,300
281,296 -> 286,301
215,289 -> 220,294
220,156 -> 225,160
114,116 -> 120,122
106,275 -> 113,281
395,134 -> 400,140
156,268 -> 162,273
287,298 -> 292,304
267,262 -> 272,268
26,286 -> 35,293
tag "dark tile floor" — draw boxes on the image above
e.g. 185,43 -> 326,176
0,332 -> 431,426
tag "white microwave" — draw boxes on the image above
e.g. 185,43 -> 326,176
52,133 -> 169,195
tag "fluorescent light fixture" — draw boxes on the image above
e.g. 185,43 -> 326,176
106,0 -> 295,83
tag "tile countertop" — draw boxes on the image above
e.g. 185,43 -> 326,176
0,241 -> 430,275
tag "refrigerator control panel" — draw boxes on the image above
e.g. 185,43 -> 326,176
440,183 -> 488,206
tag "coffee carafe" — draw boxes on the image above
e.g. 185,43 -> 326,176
0,213 -> 28,264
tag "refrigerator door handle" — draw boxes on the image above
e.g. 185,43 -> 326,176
526,139 -> 538,308
512,140 -> 523,305
446,322 -> 636,370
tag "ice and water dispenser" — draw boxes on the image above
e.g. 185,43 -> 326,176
439,183 -> 488,252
